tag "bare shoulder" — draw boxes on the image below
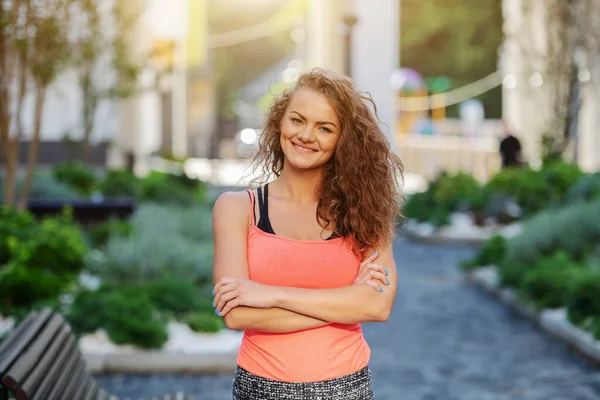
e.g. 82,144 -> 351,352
212,190 -> 251,225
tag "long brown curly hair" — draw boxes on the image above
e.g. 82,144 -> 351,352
250,68 -> 405,253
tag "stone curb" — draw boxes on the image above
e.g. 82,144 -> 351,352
466,266 -> 600,368
84,350 -> 238,374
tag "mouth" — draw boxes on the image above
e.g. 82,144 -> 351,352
291,142 -> 318,154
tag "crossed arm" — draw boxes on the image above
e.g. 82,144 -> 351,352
211,192 -> 398,333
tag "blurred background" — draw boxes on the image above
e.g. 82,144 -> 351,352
2,1 -> 600,399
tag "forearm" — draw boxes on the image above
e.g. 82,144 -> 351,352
224,306 -> 329,333
274,284 -> 393,324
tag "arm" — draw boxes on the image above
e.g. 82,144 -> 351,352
273,241 -> 397,324
212,191 -> 329,332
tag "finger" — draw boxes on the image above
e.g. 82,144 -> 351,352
366,263 -> 387,274
216,288 -> 238,313
369,271 -> 390,285
360,251 -> 380,268
365,280 -> 380,291
214,282 -> 237,308
220,298 -> 242,317
213,277 -> 235,295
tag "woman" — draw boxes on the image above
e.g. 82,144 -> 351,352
212,68 -> 404,400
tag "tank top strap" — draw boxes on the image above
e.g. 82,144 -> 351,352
247,189 -> 256,226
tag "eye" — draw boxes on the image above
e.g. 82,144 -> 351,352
319,126 -> 332,133
291,117 -> 302,124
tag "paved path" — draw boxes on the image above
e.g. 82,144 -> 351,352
96,237 -> 600,399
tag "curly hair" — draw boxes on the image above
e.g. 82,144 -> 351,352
250,68 -> 405,253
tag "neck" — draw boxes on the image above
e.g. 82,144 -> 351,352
272,162 -> 325,205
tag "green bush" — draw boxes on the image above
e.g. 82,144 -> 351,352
519,251 -> 583,309
144,278 -> 213,317
98,169 -> 140,198
140,171 -> 205,206
85,204 -> 214,286
403,191 -> 440,224
52,162 -> 98,196
565,268 -> 600,326
485,167 -> 554,216
461,234 -> 506,270
566,172 -> 600,204
0,210 -> 88,315
185,312 -> 224,333
87,218 -> 133,248
541,161 -> 584,201
504,199 -> 600,266
68,287 -> 168,349
0,206 -> 35,265
17,169 -> 81,200
432,172 -> 481,212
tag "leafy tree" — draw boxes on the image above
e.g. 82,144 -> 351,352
1,0 -> 76,208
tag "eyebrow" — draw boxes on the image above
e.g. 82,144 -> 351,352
291,111 -> 338,129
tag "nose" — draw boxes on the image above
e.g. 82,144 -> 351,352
296,125 -> 315,143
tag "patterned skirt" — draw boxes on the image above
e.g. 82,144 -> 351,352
231,365 -> 374,400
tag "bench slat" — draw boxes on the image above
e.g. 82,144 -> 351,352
0,312 -> 38,366
44,345 -> 80,400
31,335 -> 76,399
1,313 -> 65,392
64,361 -> 86,400
84,380 -> 99,400
19,325 -> 70,398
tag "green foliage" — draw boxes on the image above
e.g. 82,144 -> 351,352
185,312 -> 224,333
87,218 -> 133,248
85,204 -> 214,286
68,287 -> 168,349
143,278 -> 213,317
566,172 -> 600,204
485,167 -> 554,216
0,206 -> 36,265
565,269 -> 600,340
461,234 -> 506,270
98,169 -> 140,197
518,251 -> 583,310
541,160 -> 584,200
52,162 -> 98,195
404,172 -> 481,227
140,172 -> 206,206
0,209 -> 87,315
504,199 -> 600,266
17,169 -> 81,200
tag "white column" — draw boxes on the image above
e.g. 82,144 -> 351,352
351,0 -> 399,146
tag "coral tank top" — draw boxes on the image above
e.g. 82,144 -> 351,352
236,189 -> 371,382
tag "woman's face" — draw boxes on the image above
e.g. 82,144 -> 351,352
279,88 -> 342,171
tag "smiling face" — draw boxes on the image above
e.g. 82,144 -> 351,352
279,88 -> 342,172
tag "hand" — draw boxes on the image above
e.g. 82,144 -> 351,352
353,251 -> 390,292
213,277 -> 278,317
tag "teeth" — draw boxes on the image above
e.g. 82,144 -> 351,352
294,144 -> 314,153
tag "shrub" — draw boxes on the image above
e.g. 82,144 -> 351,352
485,167 -> 554,216
85,204 -> 214,286
565,172 -> 600,204
519,251 -> 583,309
144,278 -> 213,317
52,162 -> 98,196
0,210 -> 88,315
0,206 -> 35,265
98,169 -> 140,198
17,169 -> 81,201
504,199 -> 600,266
432,172 -> 481,212
461,234 -> 506,270
87,218 -> 133,249
185,312 -> 224,333
68,287 -> 168,349
565,269 -> 600,327
140,171 -> 205,206
541,160 -> 584,200
403,191 -> 439,224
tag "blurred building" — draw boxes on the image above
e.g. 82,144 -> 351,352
501,0 -> 600,171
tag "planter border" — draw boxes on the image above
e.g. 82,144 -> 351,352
84,350 -> 238,374
466,266 -> 600,368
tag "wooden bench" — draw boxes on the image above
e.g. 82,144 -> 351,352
0,308 -> 191,400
